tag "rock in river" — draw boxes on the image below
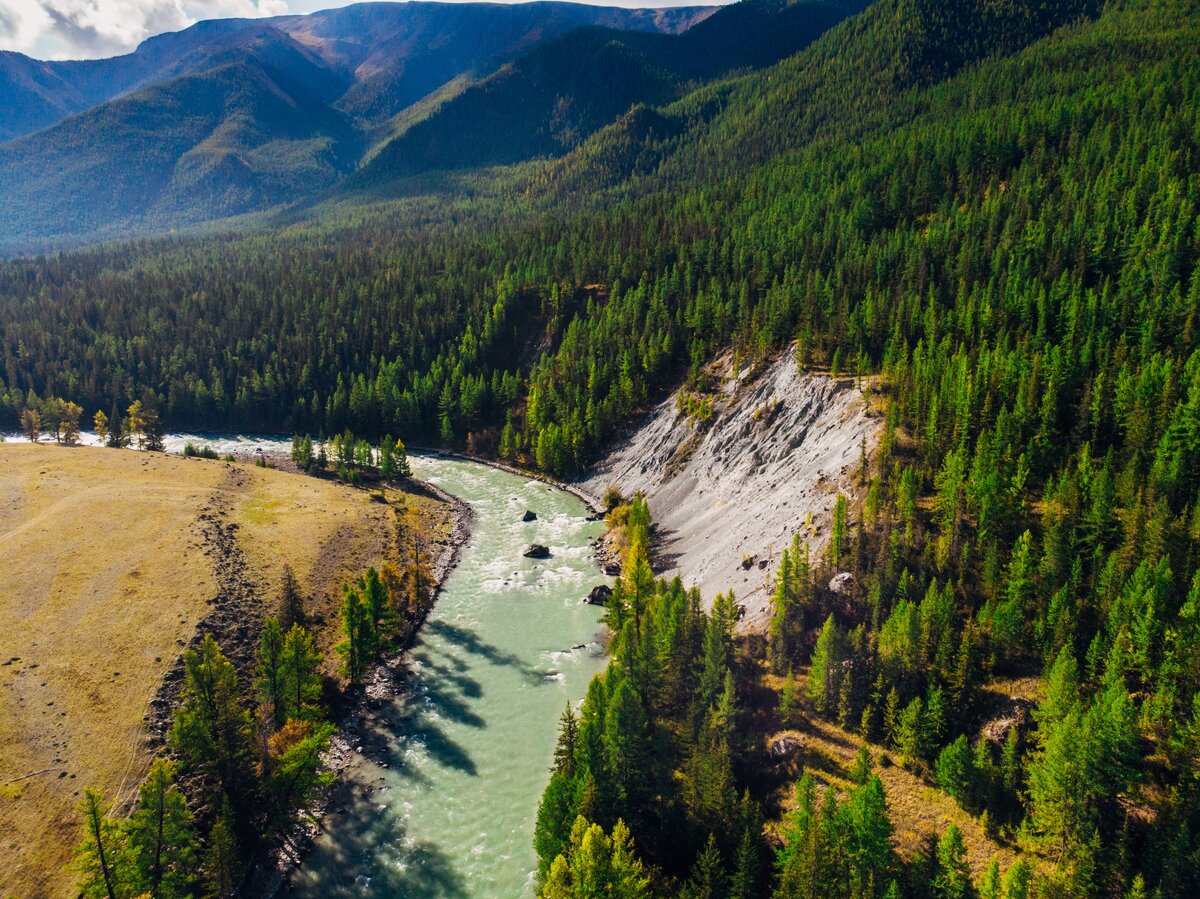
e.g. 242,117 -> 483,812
523,543 -> 551,559
522,510 -> 538,522
585,584 -> 612,606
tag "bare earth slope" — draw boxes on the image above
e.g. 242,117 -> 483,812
0,443 -> 450,899
579,348 -> 879,628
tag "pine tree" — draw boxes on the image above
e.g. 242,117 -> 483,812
730,794 -> 764,899
883,687 -> 901,745
337,584 -> 370,684
263,720 -> 335,833
107,400 -> 125,447
126,758 -> 197,899
934,735 -> 976,810
779,667 -> 801,729
169,635 -> 252,805
203,799 -> 240,899
844,775 -> 894,894
536,772 -> 578,881
808,614 -> 844,716
93,409 -> 109,444
932,824 -> 973,899
1001,860 -> 1031,899
277,565 -> 305,632
977,856 -> 1001,899
893,697 -> 926,763
682,834 -> 726,899
831,494 -> 849,568
256,618 -> 286,726
76,788 -> 129,899
553,704 -> 580,778
280,624 -> 322,722
850,744 -> 873,785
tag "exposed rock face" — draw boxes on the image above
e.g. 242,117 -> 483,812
769,735 -> 803,758
585,584 -> 613,606
579,347 -> 878,630
829,572 -> 857,595
523,543 -> 551,559
522,510 -> 538,522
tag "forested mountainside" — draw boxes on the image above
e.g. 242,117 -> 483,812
0,1 -> 716,246
351,0 -> 864,182
0,2 -> 712,142
4,0 -> 1200,895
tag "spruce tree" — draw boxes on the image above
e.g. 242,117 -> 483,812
931,824 -> 973,899
126,758 -> 197,899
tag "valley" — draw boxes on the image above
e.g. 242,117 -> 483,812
1,0 -> 1199,896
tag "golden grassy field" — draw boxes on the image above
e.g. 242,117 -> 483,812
0,443 -> 452,899
756,667 -> 1037,880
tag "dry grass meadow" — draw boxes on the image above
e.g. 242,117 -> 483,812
0,442 -> 452,898
753,666 -> 1039,881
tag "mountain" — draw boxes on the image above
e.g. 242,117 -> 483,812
0,19 -> 264,142
276,0 -> 713,124
0,25 -> 360,238
0,2 -> 712,143
4,1 -> 1200,896
352,0 -> 865,184
0,1 -> 714,247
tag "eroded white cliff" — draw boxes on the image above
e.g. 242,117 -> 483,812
579,348 -> 879,629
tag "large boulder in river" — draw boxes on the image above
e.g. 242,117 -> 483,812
585,584 -> 612,606
523,544 -> 551,559
522,510 -> 538,522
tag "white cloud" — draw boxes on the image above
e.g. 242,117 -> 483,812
0,0 -> 291,59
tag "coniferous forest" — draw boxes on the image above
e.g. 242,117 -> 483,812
3,0 -> 1200,896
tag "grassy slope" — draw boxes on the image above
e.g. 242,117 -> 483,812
0,443 -> 452,899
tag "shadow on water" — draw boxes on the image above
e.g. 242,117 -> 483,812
424,619 -> 543,680
286,778 -> 469,898
411,649 -> 484,699
364,672 -> 483,777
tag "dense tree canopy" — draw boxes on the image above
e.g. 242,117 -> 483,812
9,0 -> 1200,895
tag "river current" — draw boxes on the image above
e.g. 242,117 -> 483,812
285,453 -> 608,897
4,432 -> 609,894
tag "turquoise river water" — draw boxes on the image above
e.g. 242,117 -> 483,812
285,453 -> 609,898
1,432 -> 608,894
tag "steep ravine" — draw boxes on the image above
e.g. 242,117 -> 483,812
578,348 -> 880,628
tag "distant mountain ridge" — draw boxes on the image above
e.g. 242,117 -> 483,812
0,2 -> 712,144
0,1 -> 874,249
352,0 -> 866,183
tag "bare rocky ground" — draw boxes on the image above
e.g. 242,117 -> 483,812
578,347 -> 880,629
146,466 -> 261,749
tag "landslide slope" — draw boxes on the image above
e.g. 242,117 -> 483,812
580,347 -> 879,627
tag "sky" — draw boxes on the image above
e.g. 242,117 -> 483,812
0,0 -> 708,60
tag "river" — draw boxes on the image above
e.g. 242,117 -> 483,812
4,431 -> 610,896
286,453 -> 608,897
